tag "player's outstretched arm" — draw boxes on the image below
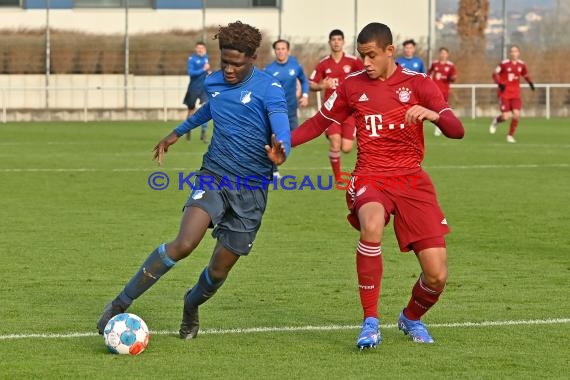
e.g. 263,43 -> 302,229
405,105 -> 464,139
153,132 -> 179,166
433,109 -> 464,139
525,76 -> 535,91
291,111 -> 332,147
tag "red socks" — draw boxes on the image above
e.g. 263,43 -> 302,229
509,118 -> 519,136
356,240 -> 382,319
403,276 -> 443,320
496,115 -> 505,123
329,150 -> 341,182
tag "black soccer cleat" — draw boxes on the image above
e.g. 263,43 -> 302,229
179,289 -> 200,340
97,300 -> 126,335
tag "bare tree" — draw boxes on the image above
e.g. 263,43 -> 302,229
456,0 -> 490,82
457,0 -> 489,41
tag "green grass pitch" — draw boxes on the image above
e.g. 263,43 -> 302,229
0,118 -> 568,378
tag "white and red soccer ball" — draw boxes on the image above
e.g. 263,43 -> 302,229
103,313 -> 149,355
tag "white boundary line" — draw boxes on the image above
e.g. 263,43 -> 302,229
0,163 -> 568,173
1,318 -> 568,341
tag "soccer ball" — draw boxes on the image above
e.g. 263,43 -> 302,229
103,313 -> 150,355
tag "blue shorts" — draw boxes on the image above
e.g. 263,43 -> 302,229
183,83 -> 208,109
183,169 -> 268,255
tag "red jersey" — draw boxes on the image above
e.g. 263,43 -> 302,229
492,59 -> 531,99
310,53 -> 364,99
321,66 -> 450,176
427,60 -> 456,100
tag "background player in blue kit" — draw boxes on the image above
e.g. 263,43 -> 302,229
183,41 -> 211,142
97,21 -> 291,339
395,39 -> 425,73
264,39 -> 309,130
264,39 -> 309,177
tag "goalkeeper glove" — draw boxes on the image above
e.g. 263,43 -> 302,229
529,82 -> 535,91
498,83 -> 506,92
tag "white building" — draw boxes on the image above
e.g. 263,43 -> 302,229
0,0 -> 436,120
0,0 -> 432,45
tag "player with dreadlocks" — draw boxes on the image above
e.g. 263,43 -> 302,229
96,21 -> 291,339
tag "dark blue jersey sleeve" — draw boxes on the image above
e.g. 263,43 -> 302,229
297,63 -> 309,96
269,112 -> 291,157
265,82 -> 290,156
186,57 -> 193,76
173,102 -> 212,136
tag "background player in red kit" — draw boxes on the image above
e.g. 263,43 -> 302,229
292,22 -> 464,348
490,45 -> 534,143
428,47 -> 457,136
309,29 -> 364,182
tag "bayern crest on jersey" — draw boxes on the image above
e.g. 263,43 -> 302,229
396,87 -> 412,103
343,65 -> 352,73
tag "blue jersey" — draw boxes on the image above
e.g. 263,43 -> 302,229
395,56 -> 425,73
264,56 -> 309,117
187,53 -> 209,89
174,67 -> 290,183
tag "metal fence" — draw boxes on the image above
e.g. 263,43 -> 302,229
1,82 -> 570,123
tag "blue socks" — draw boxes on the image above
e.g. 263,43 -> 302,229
117,243 -> 176,307
184,267 -> 226,309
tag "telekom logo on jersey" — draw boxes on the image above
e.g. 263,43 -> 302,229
324,91 -> 405,137
364,114 -> 405,137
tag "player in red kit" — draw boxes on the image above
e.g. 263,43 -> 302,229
309,29 -> 364,182
292,23 -> 464,348
428,47 -> 457,137
490,45 -> 534,143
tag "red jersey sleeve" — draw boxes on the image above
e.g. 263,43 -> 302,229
320,82 -> 352,124
416,76 -> 464,139
427,63 -> 435,76
448,64 -> 457,82
492,64 -> 503,85
417,76 -> 449,113
310,61 -> 324,83
521,63 -> 532,82
292,82 -> 352,147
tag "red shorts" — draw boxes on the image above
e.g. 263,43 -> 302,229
345,169 -> 450,252
325,115 -> 356,140
500,97 -> 522,112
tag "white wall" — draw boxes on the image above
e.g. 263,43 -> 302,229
0,74 -> 190,109
0,0 -> 429,43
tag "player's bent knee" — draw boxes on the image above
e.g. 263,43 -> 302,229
423,271 -> 448,290
359,217 -> 384,241
207,266 -> 229,282
168,239 -> 198,260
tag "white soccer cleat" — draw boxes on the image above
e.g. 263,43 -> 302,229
489,119 -> 497,134
434,127 -> 442,137
506,135 -> 516,143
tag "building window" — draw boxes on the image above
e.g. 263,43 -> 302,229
0,0 -> 20,7
74,0 -> 152,7
205,0 -> 278,8
252,0 -> 277,6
